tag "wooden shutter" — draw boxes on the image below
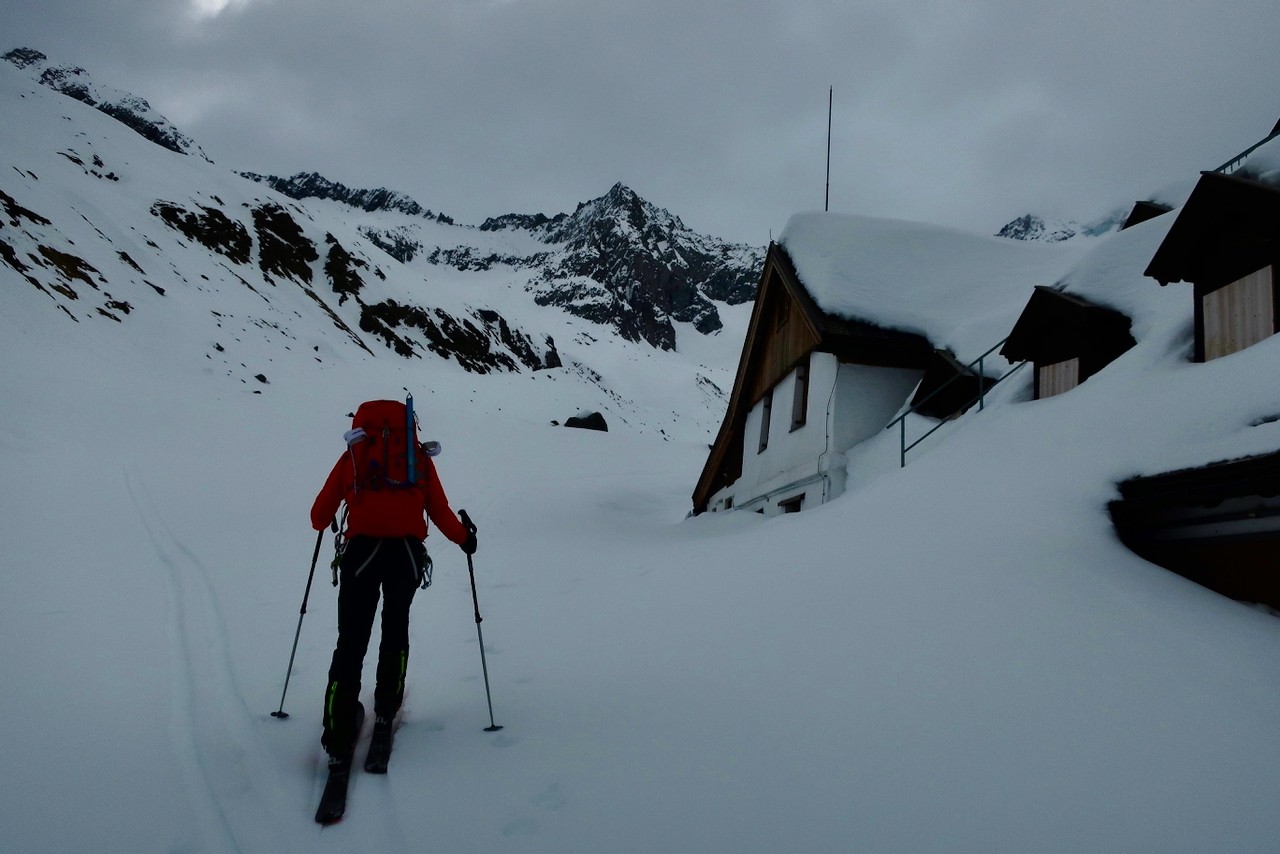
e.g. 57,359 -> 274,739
1202,266 -> 1275,361
1038,357 -> 1080,399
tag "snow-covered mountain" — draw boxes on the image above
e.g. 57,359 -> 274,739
0,49 -> 760,438
995,208 -> 1129,242
488,182 -> 761,348
244,171 -> 763,350
5,48 -> 1280,854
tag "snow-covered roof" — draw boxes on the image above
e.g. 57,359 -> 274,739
777,212 -> 1090,362
1051,212 -> 1181,341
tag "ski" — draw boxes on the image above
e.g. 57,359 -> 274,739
315,703 -> 365,825
363,716 -> 394,774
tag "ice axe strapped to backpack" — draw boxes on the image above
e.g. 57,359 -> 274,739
341,394 -> 442,495
327,393 -> 443,580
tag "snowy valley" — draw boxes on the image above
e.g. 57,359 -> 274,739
3,49 -> 1280,854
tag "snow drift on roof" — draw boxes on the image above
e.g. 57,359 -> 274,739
1052,212 -> 1182,341
778,212 -> 1088,361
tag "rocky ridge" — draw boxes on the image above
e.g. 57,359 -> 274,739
483,182 -> 763,349
0,47 -> 759,402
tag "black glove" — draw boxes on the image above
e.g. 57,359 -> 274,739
459,509 -> 478,555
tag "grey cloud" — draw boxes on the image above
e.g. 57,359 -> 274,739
3,0 -> 1278,245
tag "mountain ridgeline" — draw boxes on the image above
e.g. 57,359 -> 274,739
1,46 -> 765,396
249,172 -> 764,351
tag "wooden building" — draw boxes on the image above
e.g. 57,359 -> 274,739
999,286 -> 1136,399
1103,122 -> 1280,608
1145,170 -> 1280,362
1109,450 -> 1280,609
691,242 -> 987,516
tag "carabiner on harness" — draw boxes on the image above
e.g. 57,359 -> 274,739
330,506 -> 350,587
420,549 -> 433,590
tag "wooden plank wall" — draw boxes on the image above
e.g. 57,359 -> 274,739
1202,265 -> 1275,361
749,289 -> 818,404
1037,357 -> 1080,399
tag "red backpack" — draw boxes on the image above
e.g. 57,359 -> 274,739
345,397 -> 425,495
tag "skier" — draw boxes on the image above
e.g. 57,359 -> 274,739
309,398 -> 477,782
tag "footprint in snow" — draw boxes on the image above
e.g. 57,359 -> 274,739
501,817 -> 538,837
532,782 -> 567,811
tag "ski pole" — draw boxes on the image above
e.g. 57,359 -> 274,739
460,510 -> 502,732
272,525 -> 327,719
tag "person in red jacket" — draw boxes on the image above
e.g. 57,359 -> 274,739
310,399 -> 476,772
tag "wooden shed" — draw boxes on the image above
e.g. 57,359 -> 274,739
1109,450 -> 1280,609
1144,170 -> 1280,362
999,286 -> 1136,399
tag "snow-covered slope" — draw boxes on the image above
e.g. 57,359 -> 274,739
0,56 -> 756,442
3,50 -> 1280,854
4,47 -> 211,161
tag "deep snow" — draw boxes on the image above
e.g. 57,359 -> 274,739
4,63 -> 1280,854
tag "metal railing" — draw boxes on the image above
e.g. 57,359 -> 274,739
886,337 -> 1027,467
1212,129 -> 1280,176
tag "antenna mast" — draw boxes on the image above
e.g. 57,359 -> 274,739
825,86 -> 832,212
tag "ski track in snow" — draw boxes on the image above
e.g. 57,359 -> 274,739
356,774 -> 410,848
124,465 -> 293,853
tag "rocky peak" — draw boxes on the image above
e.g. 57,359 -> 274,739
996,214 -> 1076,242
545,182 -> 688,249
2,47 -> 210,161
519,184 -> 765,350
996,208 -> 1127,243
3,47 -> 46,70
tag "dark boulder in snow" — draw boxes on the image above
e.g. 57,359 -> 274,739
564,411 -> 608,432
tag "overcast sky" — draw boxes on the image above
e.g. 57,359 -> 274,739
4,0 -> 1279,245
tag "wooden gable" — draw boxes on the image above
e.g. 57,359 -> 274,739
742,249 -> 823,407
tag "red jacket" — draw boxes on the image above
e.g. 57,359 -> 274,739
311,454 -> 467,545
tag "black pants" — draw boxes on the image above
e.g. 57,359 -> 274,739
322,535 -> 426,757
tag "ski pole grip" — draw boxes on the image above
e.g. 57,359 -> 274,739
460,509 -> 477,534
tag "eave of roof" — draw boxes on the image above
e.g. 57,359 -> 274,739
1144,171 -> 1280,287
1000,286 -> 1134,363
